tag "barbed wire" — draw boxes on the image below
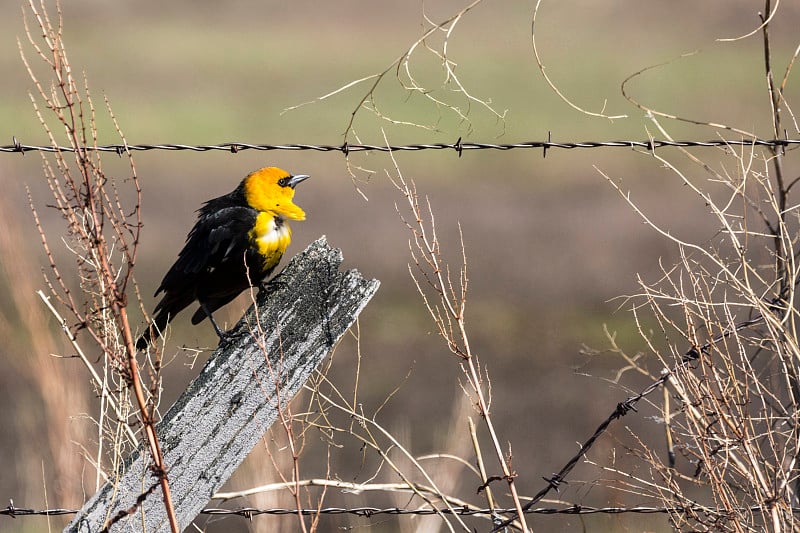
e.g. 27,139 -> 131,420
5,502 -> 798,519
3,136 -> 794,529
2,137 -> 800,156
490,309 -> 771,532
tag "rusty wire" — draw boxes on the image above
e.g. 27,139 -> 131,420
5,502 -> 798,519
2,137 -> 800,156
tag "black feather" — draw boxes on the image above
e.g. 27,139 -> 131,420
136,184 -> 280,349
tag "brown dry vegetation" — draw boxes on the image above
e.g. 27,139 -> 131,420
1,1 -> 799,532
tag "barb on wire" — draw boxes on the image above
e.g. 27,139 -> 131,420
2,503 -> 77,517
3,137 -> 800,155
6,503 -> 800,519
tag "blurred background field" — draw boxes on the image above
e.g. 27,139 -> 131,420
1,1 -> 799,531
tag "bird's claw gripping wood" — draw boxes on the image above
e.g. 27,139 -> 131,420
200,302 -> 235,345
137,167 -> 310,350
258,276 -> 288,296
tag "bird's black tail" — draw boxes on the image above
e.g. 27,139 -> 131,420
136,312 -> 171,350
136,291 -> 193,349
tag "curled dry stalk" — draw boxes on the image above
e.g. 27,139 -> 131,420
599,29 -> 800,525
390,161 -> 529,530
284,0 -> 505,143
530,0 -> 626,121
19,1 -> 178,531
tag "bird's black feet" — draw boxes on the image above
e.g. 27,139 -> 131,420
209,318 -> 239,346
258,276 -> 288,297
201,303 -> 237,345
214,327 -> 238,345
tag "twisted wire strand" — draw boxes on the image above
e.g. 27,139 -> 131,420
4,503 -> 797,518
2,137 -> 799,155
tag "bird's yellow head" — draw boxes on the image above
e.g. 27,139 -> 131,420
243,167 -> 309,220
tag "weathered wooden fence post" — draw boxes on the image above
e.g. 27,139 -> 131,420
66,237 -> 380,532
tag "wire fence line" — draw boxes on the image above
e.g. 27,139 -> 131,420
5,503 -> 798,519
2,137 -> 800,156
4,136 -> 794,529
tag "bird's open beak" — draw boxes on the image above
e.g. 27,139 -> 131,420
287,174 -> 310,188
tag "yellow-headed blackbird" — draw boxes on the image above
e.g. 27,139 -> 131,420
136,167 -> 309,349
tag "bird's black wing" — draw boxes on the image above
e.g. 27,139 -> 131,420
137,204 -> 257,349
155,205 -> 258,298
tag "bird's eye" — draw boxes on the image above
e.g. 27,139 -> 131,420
278,177 -> 289,187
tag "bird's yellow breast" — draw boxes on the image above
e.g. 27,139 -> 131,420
250,212 -> 292,269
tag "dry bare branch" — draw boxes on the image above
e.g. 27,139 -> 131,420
284,0 -> 505,142
20,1 -> 177,529
387,145 -> 530,529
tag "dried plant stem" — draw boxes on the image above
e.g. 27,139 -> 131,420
388,141 -> 529,529
598,45 -> 800,525
530,0 -> 626,120
284,0 -> 504,142
20,1 -> 177,530
310,387 -> 473,532
215,479 -> 474,506
36,290 -> 138,446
